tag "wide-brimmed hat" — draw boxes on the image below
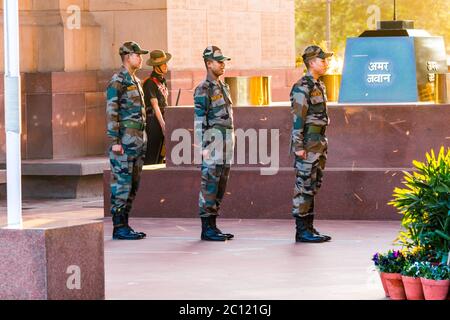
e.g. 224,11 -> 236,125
146,49 -> 172,66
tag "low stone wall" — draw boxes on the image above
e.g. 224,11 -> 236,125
104,103 -> 450,220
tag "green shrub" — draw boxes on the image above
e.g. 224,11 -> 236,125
389,147 -> 450,265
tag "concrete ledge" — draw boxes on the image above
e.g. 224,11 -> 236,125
104,166 -> 405,221
21,157 -> 109,176
22,175 -> 105,199
0,221 -> 104,300
0,158 -> 108,199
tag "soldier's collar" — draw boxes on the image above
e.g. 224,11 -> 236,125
305,71 -> 321,84
151,70 -> 165,81
120,65 -> 135,81
305,71 -> 315,80
206,74 -> 221,85
119,65 -> 128,74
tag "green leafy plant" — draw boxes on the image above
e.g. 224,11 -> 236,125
401,261 -> 422,278
389,147 -> 450,265
419,262 -> 450,281
403,246 -> 428,263
372,250 -> 406,273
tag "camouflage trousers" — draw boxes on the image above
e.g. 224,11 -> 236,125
199,163 -> 231,217
292,152 -> 327,218
109,151 -> 144,222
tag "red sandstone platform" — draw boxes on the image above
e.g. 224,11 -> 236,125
104,103 -> 450,220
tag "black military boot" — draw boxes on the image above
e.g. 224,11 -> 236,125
306,215 -> 331,242
112,212 -> 145,240
209,215 -> 234,240
201,217 -> 228,241
295,216 -> 325,243
124,212 -> 147,238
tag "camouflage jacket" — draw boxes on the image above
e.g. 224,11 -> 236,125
290,71 -> 330,154
194,76 -> 234,148
106,66 -> 147,147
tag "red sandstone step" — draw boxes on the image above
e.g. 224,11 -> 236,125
103,167 -> 402,221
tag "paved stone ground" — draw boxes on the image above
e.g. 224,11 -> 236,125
0,198 -> 400,300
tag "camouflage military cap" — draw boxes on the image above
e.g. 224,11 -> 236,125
203,46 -> 231,62
302,45 -> 333,62
119,41 -> 149,56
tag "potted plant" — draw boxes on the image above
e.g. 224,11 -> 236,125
401,260 -> 424,300
374,148 -> 450,299
389,147 -> 450,266
372,250 -> 406,300
372,252 -> 390,297
419,262 -> 450,300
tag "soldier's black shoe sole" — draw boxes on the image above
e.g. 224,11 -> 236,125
312,232 -> 331,242
311,229 -> 331,241
320,235 -> 332,242
212,226 -> 234,240
130,230 -> 147,238
201,225 -> 229,241
295,236 -> 326,243
112,235 -> 145,240
201,235 -> 228,241
296,239 -> 326,243
216,231 -> 234,240
112,228 -> 146,240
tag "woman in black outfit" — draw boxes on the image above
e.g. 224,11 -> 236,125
143,49 -> 172,164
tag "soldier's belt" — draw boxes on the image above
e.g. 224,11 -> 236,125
207,125 -> 234,133
120,120 -> 145,131
306,125 -> 326,135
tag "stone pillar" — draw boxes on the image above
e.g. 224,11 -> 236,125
0,221 -> 105,300
0,1 -> 107,161
0,0 -> 101,72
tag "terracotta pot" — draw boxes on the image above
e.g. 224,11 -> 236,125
401,276 -> 424,300
421,278 -> 450,300
379,272 -> 390,297
384,273 -> 406,300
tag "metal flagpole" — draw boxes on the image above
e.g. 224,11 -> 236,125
326,0 -> 332,51
4,0 -> 22,228
393,0 -> 397,21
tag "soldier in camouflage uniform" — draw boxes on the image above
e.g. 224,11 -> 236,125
290,45 -> 333,243
194,46 -> 235,241
106,41 -> 149,240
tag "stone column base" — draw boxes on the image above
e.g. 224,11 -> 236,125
0,221 -> 104,300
